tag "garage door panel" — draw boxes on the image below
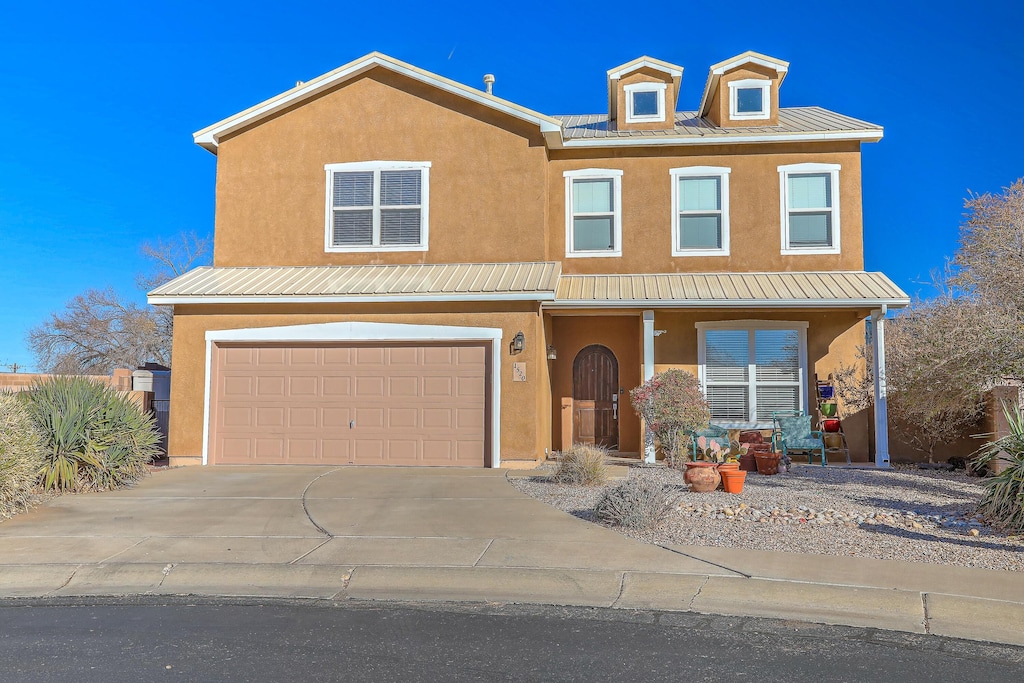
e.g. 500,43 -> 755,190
211,342 -> 487,466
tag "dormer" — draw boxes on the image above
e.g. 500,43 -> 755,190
607,56 -> 683,131
698,51 -> 789,128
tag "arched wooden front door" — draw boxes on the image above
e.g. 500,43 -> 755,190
572,344 -> 619,449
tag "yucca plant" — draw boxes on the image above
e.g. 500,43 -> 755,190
23,377 -> 162,492
0,393 -> 46,518
972,400 -> 1024,532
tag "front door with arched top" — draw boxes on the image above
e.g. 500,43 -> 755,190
572,344 -> 619,449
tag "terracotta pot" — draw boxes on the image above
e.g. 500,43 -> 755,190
717,462 -> 740,472
739,452 -> 758,472
684,462 -> 721,492
738,430 -> 764,444
754,453 -> 781,475
721,469 -> 747,494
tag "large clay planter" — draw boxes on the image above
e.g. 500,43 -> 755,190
684,462 -> 721,492
755,453 -> 781,475
721,469 -> 747,494
738,452 -> 758,472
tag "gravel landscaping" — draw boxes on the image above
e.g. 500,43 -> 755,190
509,464 -> 1024,572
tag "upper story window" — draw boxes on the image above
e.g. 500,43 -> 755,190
325,161 -> 430,252
778,162 -> 841,255
624,82 -> 667,123
728,79 -> 771,121
697,320 -> 808,428
564,169 -> 623,258
670,166 -> 731,257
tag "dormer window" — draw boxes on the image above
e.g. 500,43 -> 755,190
624,83 -> 667,123
728,79 -> 771,121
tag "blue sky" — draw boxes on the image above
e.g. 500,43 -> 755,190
1,0 -> 1021,371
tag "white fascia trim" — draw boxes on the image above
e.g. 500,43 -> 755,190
712,56 -> 789,76
202,321 -> 504,468
193,54 -> 562,150
624,82 -> 668,124
778,162 -> 842,256
564,169 -> 624,259
728,79 -> 771,121
670,166 -> 731,257
149,292 -> 557,305
544,298 -> 910,309
556,130 -> 884,148
325,161 -> 431,253
608,59 -> 683,80
696,319 -> 808,428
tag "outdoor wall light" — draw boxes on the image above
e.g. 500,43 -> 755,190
546,344 -> 557,360
510,331 -> 525,355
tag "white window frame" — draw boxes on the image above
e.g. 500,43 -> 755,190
624,82 -> 667,124
728,78 -> 771,121
564,168 -> 623,258
324,160 -> 431,253
696,320 -> 809,429
778,162 -> 841,255
670,166 -> 731,257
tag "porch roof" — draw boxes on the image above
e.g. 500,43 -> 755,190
551,271 -> 909,309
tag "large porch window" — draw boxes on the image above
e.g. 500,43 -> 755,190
696,321 -> 808,427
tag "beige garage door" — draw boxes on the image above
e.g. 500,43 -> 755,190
209,343 -> 488,466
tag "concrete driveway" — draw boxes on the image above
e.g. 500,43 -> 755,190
2,466 -> 1023,647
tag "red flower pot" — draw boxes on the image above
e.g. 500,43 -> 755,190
721,469 -> 747,494
823,418 -> 841,432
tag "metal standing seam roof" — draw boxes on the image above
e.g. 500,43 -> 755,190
556,107 -> 882,141
551,272 -> 909,308
149,264 -> 908,309
147,262 -> 563,303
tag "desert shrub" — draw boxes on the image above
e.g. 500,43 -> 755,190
549,443 -> 609,486
973,402 -> 1024,531
24,377 -> 162,492
594,477 -> 672,530
0,393 -> 46,519
630,369 -> 710,466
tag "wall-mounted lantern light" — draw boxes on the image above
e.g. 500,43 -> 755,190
546,345 -> 557,360
510,331 -> 525,355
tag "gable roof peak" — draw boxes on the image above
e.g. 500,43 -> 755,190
606,55 -> 684,80
192,51 -> 563,153
699,50 -> 790,117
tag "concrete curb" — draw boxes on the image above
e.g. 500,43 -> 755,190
3,562 -> 1022,647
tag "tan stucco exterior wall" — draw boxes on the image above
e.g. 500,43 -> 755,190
550,142 -> 863,274
167,302 -> 550,464
548,314 -> 643,453
213,69 -> 549,267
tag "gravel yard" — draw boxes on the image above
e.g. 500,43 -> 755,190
509,464 -> 1024,572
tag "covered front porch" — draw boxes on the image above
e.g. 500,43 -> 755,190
543,272 -> 909,466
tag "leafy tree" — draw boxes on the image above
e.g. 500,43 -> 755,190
630,369 -> 710,467
28,233 -> 209,374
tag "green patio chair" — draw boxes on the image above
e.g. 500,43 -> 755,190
772,412 -> 826,466
686,424 -> 730,461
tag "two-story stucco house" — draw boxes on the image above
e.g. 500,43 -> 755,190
149,51 -> 908,469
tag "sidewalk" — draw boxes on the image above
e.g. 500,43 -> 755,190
0,465 -> 1021,647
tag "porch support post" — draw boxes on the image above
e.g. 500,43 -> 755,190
870,307 -> 891,468
643,310 -> 656,464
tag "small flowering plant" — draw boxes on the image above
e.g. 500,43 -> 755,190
630,369 -> 710,467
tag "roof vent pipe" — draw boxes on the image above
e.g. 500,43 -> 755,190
483,74 -> 495,95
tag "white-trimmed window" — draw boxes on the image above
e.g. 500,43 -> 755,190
624,82 -> 667,123
325,161 -> 430,252
564,169 -> 623,258
697,321 -> 808,428
728,79 -> 771,121
670,166 -> 731,256
778,162 -> 841,255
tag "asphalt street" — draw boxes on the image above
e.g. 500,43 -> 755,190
1,598 -> 1021,682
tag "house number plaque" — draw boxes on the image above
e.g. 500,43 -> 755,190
512,362 -> 527,382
